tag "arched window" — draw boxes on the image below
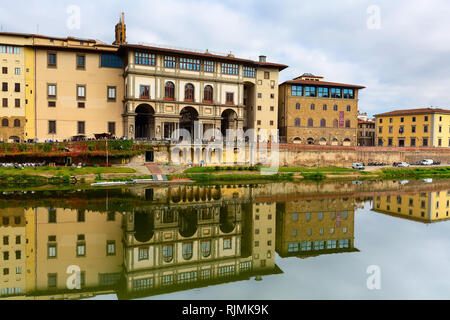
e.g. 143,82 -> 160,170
347,105 -> 351,112
296,103 -> 300,110
308,118 -> 314,127
182,242 -> 193,260
295,118 -> 300,127
1,119 -> 8,127
311,104 -> 315,110
163,244 -> 173,263
165,82 -> 175,100
333,119 -> 339,128
14,119 -> 20,128
185,83 -> 194,101
320,119 -> 326,127
204,85 -> 213,103
323,104 -> 327,111
345,120 -> 351,128
201,240 -> 211,258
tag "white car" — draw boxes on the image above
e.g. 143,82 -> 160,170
352,163 -> 365,170
420,159 -> 434,165
397,162 -> 410,167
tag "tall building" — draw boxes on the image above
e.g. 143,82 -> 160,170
1,14 -> 287,142
0,34 -> 34,143
374,107 -> 450,148
278,73 -> 365,146
120,46 -> 286,141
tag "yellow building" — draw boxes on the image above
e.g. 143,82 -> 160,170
275,198 -> 358,258
0,209 -> 27,298
0,33 -> 34,142
278,73 -> 365,146
374,108 -> 450,148
373,191 -> 450,223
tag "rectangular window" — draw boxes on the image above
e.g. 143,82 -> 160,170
135,52 -> 156,66
48,274 -> 57,288
331,88 -> 342,98
14,68 -> 20,75
179,57 -> 200,71
107,86 -> 116,101
203,61 -> 214,73
226,92 -> 234,105
133,278 -> 153,291
423,138 -> 429,147
291,85 -> 302,96
48,101 -> 56,108
140,85 -> 150,99
412,125 -> 416,133
221,63 -> 239,75
243,66 -> 256,78
318,87 -> 329,98
1,67 -> 7,74
108,122 -> 116,135
106,241 -> 116,256
76,54 -> 86,69
77,121 -> 85,135
48,244 -> 57,258
77,243 -> 86,257
15,99 -> 20,108
48,53 -> 57,67
0,45 -> 20,54
411,138 -> 416,147
78,102 -> 85,109
100,54 -> 123,68
304,86 -> 316,97
77,85 -> 86,99
48,84 -> 56,98
224,238 -> 232,250
164,56 -> 176,68
48,120 -> 56,134
264,71 -> 270,79
343,89 -> 354,99
139,247 -> 149,261
2,82 -> 8,91
14,83 -> 20,92
424,125 -> 428,133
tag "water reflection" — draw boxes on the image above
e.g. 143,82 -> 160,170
0,181 -> 449,300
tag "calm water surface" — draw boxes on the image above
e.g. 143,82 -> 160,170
1,179 -> 449,300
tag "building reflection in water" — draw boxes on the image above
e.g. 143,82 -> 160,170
372,190 -> 450,223
275,198 -> 359,258
3,185 -> 446,299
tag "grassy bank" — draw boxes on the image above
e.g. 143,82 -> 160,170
380,167 -> 450,179
0,166 -> 136,176
169,173 -> 295,183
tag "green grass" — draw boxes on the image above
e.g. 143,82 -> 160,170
278,167 -> 357,173
0,166 -> 136,176
380,167 -> 450,179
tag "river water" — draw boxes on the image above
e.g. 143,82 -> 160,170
0,179 -> 449,300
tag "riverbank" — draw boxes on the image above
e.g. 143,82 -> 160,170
1,164 -> 450,190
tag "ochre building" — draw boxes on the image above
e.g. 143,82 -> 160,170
374,107 -> 450,148
278,73 -> 365,146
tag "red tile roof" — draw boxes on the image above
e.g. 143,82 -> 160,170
374,108 -> 450,117
281,79 -> 365,89
120,44 -> 288,70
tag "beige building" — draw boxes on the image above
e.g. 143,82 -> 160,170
357,113 -> 376,146
278,73 -> 364,146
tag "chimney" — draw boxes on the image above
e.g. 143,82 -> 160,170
259,55 -> 267,63
113,12 -> 127,45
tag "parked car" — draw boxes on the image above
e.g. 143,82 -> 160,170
420,159 -> 434,166
352,163 -> 366,170
397,162 -> 410,167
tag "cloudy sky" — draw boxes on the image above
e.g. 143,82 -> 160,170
1,0 -> 449,116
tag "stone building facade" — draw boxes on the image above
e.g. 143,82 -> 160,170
278,73 -> 364,146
